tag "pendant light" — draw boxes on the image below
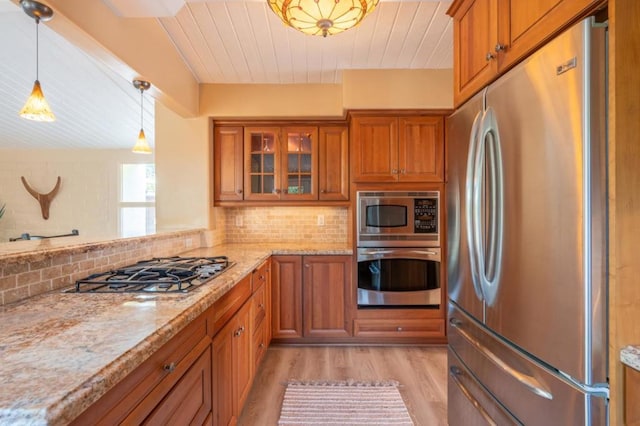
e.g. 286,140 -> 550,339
19,0 -> 55,122
132,79 -> 152,154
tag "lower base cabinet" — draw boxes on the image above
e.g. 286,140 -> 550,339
70,308 -> 213,425
212,300 -> 252,426
272,255 -> 352,341
71,262 -> 272,426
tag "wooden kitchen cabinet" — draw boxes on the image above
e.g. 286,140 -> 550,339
318,126 -> 349,201
351,114 -> 445,183
303,255 -> 352,338
214,126 -> 244,202
212,297 -> 252,426
272,255 -> 352,342
70,307 -> 213,425
448,0 -> 606,106
449,0 -> 498,106
271,255 -> 303,339
251,259 -> 271,370
214,121 -> 349,205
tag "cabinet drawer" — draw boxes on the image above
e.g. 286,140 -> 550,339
134,345 -> 212,425
211,275 -> 252,335
252,283 -> 267,332
252,323 -> 268,370
353,318 -> 444,338
251,261 -> 269,293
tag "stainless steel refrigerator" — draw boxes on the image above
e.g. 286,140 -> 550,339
446,17 -> 609,425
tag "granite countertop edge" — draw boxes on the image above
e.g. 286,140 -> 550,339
0,243 -> 352,425
621,345 -> 640,372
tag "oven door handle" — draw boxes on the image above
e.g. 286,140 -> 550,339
357,248 -> 441,262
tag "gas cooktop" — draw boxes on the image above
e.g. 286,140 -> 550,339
68,256 -> 234,293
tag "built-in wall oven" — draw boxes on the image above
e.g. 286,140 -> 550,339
356,191 -> 441,308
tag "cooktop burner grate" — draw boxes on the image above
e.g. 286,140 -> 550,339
69,256 -> 234,293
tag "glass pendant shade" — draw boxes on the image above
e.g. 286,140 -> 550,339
132,129 -> 152,154
268,0 -> 379,37
19,80 -> 55,122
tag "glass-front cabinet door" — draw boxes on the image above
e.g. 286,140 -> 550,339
281,127 -> 318,200
244,127 -> 280,200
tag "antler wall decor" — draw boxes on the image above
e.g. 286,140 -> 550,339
21,176 -> 61,220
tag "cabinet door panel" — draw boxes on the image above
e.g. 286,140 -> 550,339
143,346 -> 212,426
351,116 -> 398,182
233,303 -> 252,414
271,256 -> 303,339
451,0 -> 498,105
303,256 -> 352,338
281,126 -> 318,200
212,324 -> 235,426
398,116 -> 444,182
496,0 -> 603,69
244,127 -> 281,200
214,126 -> 244,202
319,126 -> 349,200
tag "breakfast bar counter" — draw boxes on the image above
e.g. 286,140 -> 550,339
0,243 -> 351,425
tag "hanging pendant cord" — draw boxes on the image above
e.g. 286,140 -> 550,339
35,18 -> 40,81
140,88 -> 144,130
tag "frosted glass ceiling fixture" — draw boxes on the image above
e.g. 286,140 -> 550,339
268,0 -> 379,37
19,0 -> 55,122
132,79 -> 152,154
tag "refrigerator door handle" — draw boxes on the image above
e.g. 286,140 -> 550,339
465,109 -> 485,301
449,317 -> 554,401
473,106 -> 504,306
449,366 -> 499,426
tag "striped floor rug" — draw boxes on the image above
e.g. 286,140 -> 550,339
278,380 -> 414,426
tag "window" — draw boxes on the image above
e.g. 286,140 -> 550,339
119,163 -> 155,237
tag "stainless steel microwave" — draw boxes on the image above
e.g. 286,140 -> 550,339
356,191 -> 440,248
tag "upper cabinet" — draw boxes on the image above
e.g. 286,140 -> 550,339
448,0 -> 606,106
213,123 -> 349,205
350,114 -> 445,183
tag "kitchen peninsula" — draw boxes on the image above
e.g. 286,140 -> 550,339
0,235 -> 350,425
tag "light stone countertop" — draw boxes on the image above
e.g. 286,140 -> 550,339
0,243 -> 352,425
621,345 -> 640,372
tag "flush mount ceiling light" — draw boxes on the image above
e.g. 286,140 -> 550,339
19,0 -> 55,122
132,79 -> 152,154
268,0 -> 379,37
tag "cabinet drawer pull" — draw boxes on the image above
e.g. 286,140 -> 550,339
397,327 -> 403,332
163,362 -> 176,373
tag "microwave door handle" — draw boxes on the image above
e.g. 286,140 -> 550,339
466,109 -> 484,301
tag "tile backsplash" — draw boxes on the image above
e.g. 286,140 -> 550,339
223,206 -> 351,244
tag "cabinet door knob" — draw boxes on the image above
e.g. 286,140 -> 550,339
397,327 -> 403,332
259,303 -> 265,309
495,43 -> 506,52
486,52 -> 495,61
392,168 -> 398,174
400,168 -> 406,174
320,189 -> 326,193
237,189 -> 243,194
304,264 -> 310,268
273,189 -> 281,194
163,362 -> 176,373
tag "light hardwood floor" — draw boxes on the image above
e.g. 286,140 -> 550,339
238,345 -> 448,425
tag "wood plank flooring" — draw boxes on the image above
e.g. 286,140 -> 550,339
238,345 -> 448,425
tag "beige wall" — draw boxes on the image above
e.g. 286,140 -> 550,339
200,69 -> 454,118
0,149 -> 148,243
342,69 -> 453,110
155,102 -> 211,233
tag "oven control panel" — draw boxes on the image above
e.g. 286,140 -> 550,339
414,198 -> 438,233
